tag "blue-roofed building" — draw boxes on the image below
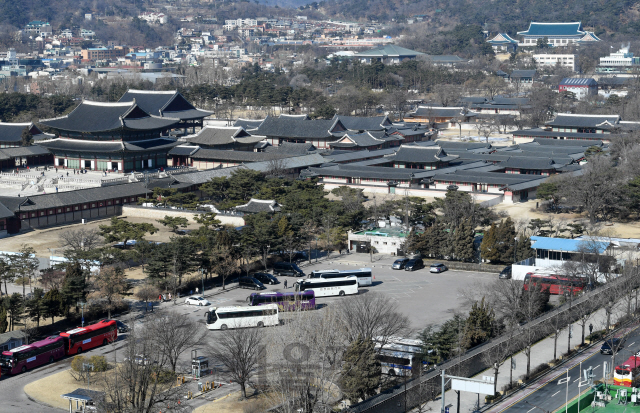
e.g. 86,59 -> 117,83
517,22 -> 599,47
510,236 -> 617,281
487,33 -> 519,53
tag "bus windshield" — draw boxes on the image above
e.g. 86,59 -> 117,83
206,311 -> 217,324
0,353 -> 13,366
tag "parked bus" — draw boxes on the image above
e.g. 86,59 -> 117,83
295,276 -> 359,297
309,268 -> 373,287
0,336 -> 65,375
523,273 -> 587,295
205,304 -> 279,330
59,319 -> 118,355
614,356 -> 640,387
248,291 -> 315,311
374,337 -> 426,377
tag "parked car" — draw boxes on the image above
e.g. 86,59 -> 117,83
252,272 -> 279,285
600,338 -> 625,354
115,320 -> 129,333
239,276 -> 266,290
185,296 -> 211,306
430,263 -> 448,273
273,262 -> 305,277
392,258 -> 410,270
124,354 -> 157,365
404,259 -> 425,271
499,266 -> 512,279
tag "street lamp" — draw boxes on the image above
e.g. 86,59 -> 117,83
199,268 -> 205,298
77,301 -> 86,327
513,236 -> 519,264
315,236 -> 318,263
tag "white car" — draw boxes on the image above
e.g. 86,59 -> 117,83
185,296 -> 211,306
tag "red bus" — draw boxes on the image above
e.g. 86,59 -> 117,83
523,273 -> 587,295
60,319 -> 117,355
0,336 -> 65,375
614,356 -> 640,387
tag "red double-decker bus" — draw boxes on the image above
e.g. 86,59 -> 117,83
59,320 -> 117,355
523,273 -> 587,295
0,336 -> 65,375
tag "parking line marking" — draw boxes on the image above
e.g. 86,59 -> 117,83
552,391 -> 560,397
527,408 -> 536,413
630,342 -> 635,347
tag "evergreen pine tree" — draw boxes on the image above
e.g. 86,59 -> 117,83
42,289 -> 64,325
497,218 -> 517,263
453,219 -> 475,262
515,236 -> 534,262
462,297 -> 495,349
340,337 -> 381,403
480,223 -> 500,262
61,262 -> 86,317
0,307 -> 7,333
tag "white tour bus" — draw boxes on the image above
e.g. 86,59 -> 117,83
205,304 -> 279,330
374,337 -> 426,376
295,276 -> 359,297
309,268 -> 373,287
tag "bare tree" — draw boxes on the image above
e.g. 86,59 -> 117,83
335,292 -> 410,348
209,327 -> 266,399
135,284 -> 160,309
475,120 -> 498,143
265,158 -> 289,178
59,228 -> 102,252
147,311 -> 206,373
89,266 -> 129,319
98,320 -> 189,413
211,246 -> 237,290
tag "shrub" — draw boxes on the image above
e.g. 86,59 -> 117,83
89,355 -> 108,372
70,355 -> 86,372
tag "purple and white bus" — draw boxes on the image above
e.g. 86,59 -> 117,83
248,291 -> 315,311
0,336 -> 65,375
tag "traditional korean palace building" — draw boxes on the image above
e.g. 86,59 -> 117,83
517,22 -> 600,47
118,89 -> 212,135
38,100 -> 180,172
487,33 -> 519,53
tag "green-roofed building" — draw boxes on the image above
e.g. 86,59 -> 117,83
355,45 -> 425,64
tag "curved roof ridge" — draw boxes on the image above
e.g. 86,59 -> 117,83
84,100 -> 134,107
126,89 -> 177,94
0,121 -> 33,126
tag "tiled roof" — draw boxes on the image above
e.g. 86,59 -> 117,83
0,122 -> 43,143
264,141 -> 317,155
0,201 -> 15,219
510,70 -> 536,78
517,22 -> 585,37
37,138 -> 178,153
235,199 -> 281,213
253,115 -> 346,139
388,145 -> 458,163
408,107 -> 465,118
431,170 -> 546,186
191,148 -> 290,162
488,33 -> 518,44
499,156 -> 563,170
330,132 -> 402,148
332,115 -> 391,131
532,138 -> 604,147
435,141 -> 492,151
39,101 -> 180,133
184,126 -> 257,147
233,118 -> 265,130
2,145 -> 51,156
545,114 -> 620,129
512,128 -> 616,140
168,145 -> 200,156
118,89 -> 212,120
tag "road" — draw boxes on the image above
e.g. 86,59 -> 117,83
498,327 -> 640,413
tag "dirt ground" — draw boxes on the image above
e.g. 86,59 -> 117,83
24,369 -> 102,411
0,215 -> 202,258
193,391 -> 276,413
492,199 -> 640,238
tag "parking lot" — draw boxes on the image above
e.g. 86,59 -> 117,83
173,254 -> 497,333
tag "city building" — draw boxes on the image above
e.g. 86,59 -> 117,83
558,78 -> 598,99
533,54 -> 576,71
81,47 -> 129,61
598,46 -> 640,73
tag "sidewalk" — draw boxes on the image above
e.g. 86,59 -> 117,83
419,305 -> 632,413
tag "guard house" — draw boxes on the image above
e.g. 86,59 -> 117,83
118,89 -> 213,135
487,33 -> 519,53
38,101 -> 180,172
61,388 -> 104,413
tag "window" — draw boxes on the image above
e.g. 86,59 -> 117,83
74,206 -> 79,211
91,203 -> 96,208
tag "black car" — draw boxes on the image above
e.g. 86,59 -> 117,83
252,272 -> 279,285
238,276 -> 266,290
115,320 -> 129,334
404,258 -> 425,271
499,266 -> 512,279
273,262 -> 305,277
600,338 -> 625,354
392,258 -> 410,270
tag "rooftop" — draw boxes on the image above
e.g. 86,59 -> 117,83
355,44 -> 425,58
353,227 -> 410,238
517,22 -> 585,37
530,236 -> 609,253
